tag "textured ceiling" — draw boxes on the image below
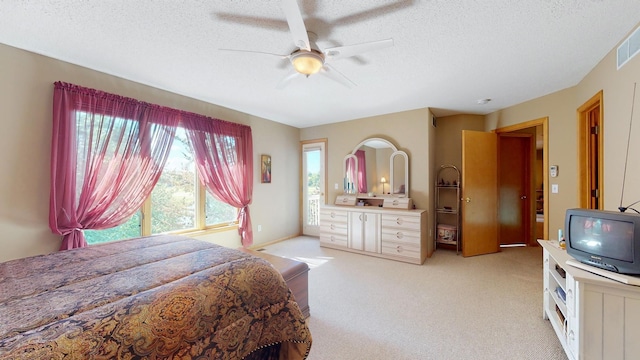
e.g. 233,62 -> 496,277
1,1 -> 639,128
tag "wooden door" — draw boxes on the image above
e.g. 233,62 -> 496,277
578,91 -> 603,209
498,134 -> 532,246
461,130 -> 499,257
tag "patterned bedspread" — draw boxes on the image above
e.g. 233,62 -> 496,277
0,235 -> 312,359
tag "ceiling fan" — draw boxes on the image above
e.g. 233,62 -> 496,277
219,0 -> 395,88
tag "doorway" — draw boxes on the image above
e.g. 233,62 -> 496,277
578,91 -> 604,209
495,117 -> 549,244
301,139 -> 327,236
459,118 -> 547,256
498,133 -> 532,246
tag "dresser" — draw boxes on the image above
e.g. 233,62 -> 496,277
320,203 -> 427,264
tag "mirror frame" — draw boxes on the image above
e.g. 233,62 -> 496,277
390,150 -> 409,196
344,137 -> 409,197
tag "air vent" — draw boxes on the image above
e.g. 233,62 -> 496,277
617,25 -> 640,69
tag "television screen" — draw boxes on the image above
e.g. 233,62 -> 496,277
568,214 -> 634,262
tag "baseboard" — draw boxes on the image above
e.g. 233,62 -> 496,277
246,233 -> 303,250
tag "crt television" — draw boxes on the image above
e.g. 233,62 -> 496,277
565,208 -> 640,276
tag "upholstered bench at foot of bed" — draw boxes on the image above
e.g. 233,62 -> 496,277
240,248 -> 310,318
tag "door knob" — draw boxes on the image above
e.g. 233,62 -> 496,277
520,195 -> 527,200
464,197 -> 471,203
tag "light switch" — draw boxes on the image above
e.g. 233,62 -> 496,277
334,183 -> 339,190
552,184 -> 559,193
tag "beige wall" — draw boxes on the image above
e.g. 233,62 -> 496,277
0,43 -> 301,262
434,114 -> 485,171
485,22 -> 640,238
300,108 -> 436,253
485,87 -> 577,239
579,39 -> 640,211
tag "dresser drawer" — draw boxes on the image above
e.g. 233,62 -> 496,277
381,214 -> 421,231
320,233 -> 348,248
320,221 -> 348,236
383,197 -> 413,209
381,229 -> 421,245
334,195 -> 357,206
320,209 -> 349,223
381,240 -> 421,260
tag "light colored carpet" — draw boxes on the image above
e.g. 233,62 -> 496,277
261,236 -> 568,360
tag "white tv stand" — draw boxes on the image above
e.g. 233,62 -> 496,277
565,258 -> 640,286
539,240 -> 640,359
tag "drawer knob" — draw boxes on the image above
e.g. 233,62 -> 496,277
396,245 -> 403,252
330,212 -> 336,218
330,224 -> 335,230
396,217 -> 403,225
393,200 -> 399,205
396,232 -> 404,239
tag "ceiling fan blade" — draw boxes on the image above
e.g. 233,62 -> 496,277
332,0 -> 415,26
320,64 -> 357,88
324,38 -> 394,62
276,70 -> 302,89
219,48 -> 290,60
280,0 -> 310,50
214,12 -> 288,31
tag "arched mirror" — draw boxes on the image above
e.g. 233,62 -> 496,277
343,138 -> 409,197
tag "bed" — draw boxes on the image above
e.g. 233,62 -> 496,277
0,235 -> 312,359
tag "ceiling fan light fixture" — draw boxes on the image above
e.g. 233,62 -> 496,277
290,50 -> 324,75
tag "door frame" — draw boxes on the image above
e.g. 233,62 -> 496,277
495,117 -> 549,241
578,90 -> 604,209
300,139 -> 327,236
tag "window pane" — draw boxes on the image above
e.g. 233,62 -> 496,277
75,112 -> 140,200
205,191 -> 238,226
151,128 -> 196,234
304,149 -> 321,226
85,212 -> 141,245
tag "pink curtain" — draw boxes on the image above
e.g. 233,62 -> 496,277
355,150 -> 367,193
50,82 -> 179,250
182,114 -> 254,246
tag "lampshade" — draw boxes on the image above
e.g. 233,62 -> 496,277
290,50 -> 324,75
381,177 -> 387,183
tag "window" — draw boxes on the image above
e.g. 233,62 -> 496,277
53,82 -> 253,249
84,127 -> 238,245
205,191 -> 238,226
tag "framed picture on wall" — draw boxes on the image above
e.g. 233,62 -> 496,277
261,154 -> 271,183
